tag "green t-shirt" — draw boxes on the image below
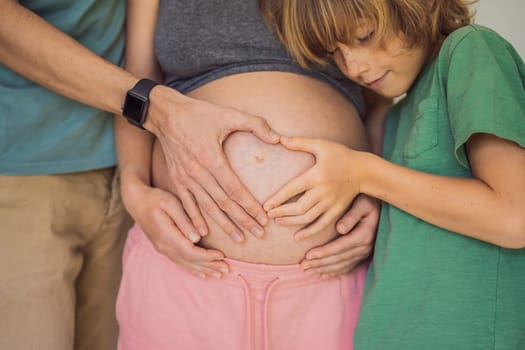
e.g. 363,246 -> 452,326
354,25 -> 525,350
0,0 -> 124,175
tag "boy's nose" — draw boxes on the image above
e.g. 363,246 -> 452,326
338,45 -> 370,78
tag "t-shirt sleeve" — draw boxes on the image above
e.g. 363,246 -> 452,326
444,27 -> 525,169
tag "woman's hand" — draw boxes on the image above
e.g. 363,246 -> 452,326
145,88 -> 280,243
300,195 -> 379,278
264,136 -> 366,240
121,174 -> 230,279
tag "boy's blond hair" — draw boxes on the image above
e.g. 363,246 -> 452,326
259,0 -> 476,68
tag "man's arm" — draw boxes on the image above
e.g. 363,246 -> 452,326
0,0 -> 135,114
0,0 -> 278,241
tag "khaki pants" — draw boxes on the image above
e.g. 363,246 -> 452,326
0,167 -> 132,350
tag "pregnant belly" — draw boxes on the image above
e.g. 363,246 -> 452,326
152,71 -> 368,264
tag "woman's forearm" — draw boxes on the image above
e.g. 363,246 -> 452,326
362,88 -> 392,155
114,116 -> 154,186
116,0 -> 162,195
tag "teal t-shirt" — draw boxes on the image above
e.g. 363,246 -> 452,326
0,0 -> 124,175
354,25 -> 525,349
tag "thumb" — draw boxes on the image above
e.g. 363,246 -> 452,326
280,136 -> 321,155
243,114 -> 280,144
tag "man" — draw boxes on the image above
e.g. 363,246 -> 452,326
0,1 -> 279,349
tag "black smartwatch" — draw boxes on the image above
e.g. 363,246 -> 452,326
122,78 -> 159,129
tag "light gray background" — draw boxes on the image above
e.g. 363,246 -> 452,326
473,0 -> 525,57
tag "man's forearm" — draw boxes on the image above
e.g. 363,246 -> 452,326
0,0 -> 136,115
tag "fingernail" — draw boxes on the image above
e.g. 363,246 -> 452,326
307,253 -> 320,260
198,227 -> 207,236
219,267 -> 229,274
213,272 -> 222,279
269,131 -> 279,142
232,231 -> 244,243
257,214 -> 268,225
337,224 -> 348,233
251,227 -> 264,238
188,231 -> 200,243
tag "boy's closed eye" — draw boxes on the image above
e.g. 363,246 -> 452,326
356,30 -> 375,44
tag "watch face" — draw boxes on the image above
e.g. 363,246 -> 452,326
123,92 -> 147,123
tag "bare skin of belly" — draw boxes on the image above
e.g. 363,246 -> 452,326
152,71 -> 368,264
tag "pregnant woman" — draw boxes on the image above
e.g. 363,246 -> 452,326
115,1 -> 377,349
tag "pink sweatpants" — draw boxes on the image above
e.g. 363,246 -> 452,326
117,225 -> 367,350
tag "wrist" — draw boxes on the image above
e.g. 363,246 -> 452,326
142,85 -> 186,135
120,167 -> 150,193
121,78 -> 160,129
356,151 -> 379,196
120,170 -> 151,211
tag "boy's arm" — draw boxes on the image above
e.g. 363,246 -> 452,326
360,133 -> 525,249
270,133 -> 525,249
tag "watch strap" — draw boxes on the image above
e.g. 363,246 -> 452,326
132,78 -> 159,98
122,78 -> 159,129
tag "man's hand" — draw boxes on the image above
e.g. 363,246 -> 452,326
301,195 -> 379,278
145,87 -> 280,243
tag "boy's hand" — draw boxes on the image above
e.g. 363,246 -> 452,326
264,136 -> 365,240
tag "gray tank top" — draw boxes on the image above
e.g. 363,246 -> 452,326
154,0 -> 365,116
